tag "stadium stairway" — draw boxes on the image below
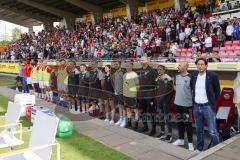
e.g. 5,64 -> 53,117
0,86 -> 240,160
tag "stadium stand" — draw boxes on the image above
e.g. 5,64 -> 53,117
0,0 -> 239,63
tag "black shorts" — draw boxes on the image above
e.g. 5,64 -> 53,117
68,85 -> 78,97
102,90 -> 115,100
115,94 -> 124,105
88,87 -> 102,99
78,86 -> 89,97
123,96 -> 137,109
77,95 -> 88,103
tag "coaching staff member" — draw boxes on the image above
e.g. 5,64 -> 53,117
190,58 -> 220,152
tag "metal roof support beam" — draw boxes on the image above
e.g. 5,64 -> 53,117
124,0 -> 139,20
65,0 -> 103,24
65,0 -> 103,13
0,6 -> 54,24
17,0 -> 77,19
28,26 -> 34,35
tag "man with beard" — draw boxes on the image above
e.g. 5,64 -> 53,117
136,56 -> 158,135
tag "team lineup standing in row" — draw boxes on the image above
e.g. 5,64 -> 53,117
19,56 -> 220,152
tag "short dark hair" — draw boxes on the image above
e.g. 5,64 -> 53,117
70,60 -> 76,66
195,58 -> 208,65
158,65 -> 167,71
80,64 -> 86,68
105,65 -> 111,70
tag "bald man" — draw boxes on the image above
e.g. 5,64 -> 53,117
172,62 -> 194,151
136,56 -> 158,135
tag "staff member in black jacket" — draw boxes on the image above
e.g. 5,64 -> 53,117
190,58 -> 220,152
137,56 -> 158,135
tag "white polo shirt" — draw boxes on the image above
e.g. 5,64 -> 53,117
195,72 -> 208,103
205,37 -> 212,48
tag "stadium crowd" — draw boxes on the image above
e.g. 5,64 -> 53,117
1,1 -> 240,153
0,2 -> 240,62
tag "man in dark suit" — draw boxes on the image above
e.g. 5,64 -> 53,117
190,58 -> 220,152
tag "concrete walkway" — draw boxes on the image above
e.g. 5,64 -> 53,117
0,87 -> 239,160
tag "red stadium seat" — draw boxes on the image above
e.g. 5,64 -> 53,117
176,49 -> 181,52
181,51 -> 187,56
232,40 -> 240,45
185,58 -> 192,62
215,88 -> 236,140
213,47 -> 219,52
226,46 -> 234,52
232,44 -> 239,48
219,51 -> 228,58
179,44 -> 184,49
181,48 -> 187,52
187,48 -> 193,52
219,47 -> 226,51
186,51 -> 192,56
228,51 -> 236,57
234,46 -> 240,50
175,51 -> 181,56
234,49 -> 240,56
224,41 -> 232,47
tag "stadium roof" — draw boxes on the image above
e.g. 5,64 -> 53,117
0,0 -> 149,28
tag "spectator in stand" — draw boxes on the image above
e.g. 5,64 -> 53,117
166,53 -> 176,63
179,30 -> 186,45
216,27 -> 225,47
226,22 -> 234,41
226,1 -> 232,10
233,21 -> 240,40
2,3 -> 238,62
204,34 -> 213,53
234,1 -> 240,8
208,51 -> 221,62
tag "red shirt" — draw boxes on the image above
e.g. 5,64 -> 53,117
141,43 -> 147,50
45,66 -> 53,73
150,42 -> 157,52
22,64 -> 32,77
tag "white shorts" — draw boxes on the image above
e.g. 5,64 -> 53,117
31,79 -> 37,84
58,83 -> 68,92
44,82 -> 50,88
27,77 -> 31,84
39,81 -> 44,89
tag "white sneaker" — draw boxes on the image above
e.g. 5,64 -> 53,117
194,149 -> 201,153
172,139 -> 184,146
188,143 -> 194,151
104,119 -> 110,123
109,120 -> 114,125
120,119 -> 127,128
115,118 -> 122,126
